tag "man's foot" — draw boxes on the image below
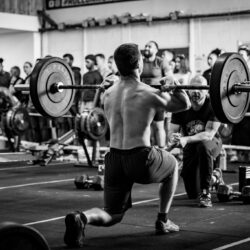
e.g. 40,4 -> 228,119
212,168 -> 225,191
155,219 -> 180,234
64,211 -> 87,248
199,190 -> 212,207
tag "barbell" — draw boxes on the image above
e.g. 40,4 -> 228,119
11,53 -> 250,124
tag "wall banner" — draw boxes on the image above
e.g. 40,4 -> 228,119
46,0 -> 138,10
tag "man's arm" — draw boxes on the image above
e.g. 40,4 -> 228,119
173,120 -> 221,148
153,75 -> 191,113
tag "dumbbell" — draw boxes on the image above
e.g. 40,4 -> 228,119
217,184 -> 242,202
74,174 -> 104,190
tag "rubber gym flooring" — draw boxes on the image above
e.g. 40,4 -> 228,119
0,159 -> 249,250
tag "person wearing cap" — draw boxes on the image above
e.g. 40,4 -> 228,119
79,54 -> 103,113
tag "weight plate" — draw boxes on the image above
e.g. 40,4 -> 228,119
86,108 -> 108,140
210,53 -> 250,123
30,57 -> 75,118
6,107 -> 29,135
0,222 -> 50,250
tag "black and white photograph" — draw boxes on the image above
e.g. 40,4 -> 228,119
0,0 -> 250,249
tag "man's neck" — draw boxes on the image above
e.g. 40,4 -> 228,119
120,73 -> 140,82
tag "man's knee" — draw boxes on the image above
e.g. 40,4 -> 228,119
104,211 -> 125,226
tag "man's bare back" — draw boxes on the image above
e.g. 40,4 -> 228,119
103,76 -> 190,149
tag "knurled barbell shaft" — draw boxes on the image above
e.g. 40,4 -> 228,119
14,82 -> 250,93
56,84 -> 211,91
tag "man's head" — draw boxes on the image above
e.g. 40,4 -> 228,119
238,46 -> 249,63
10,66 -> 21,78
114,43 -> 143,77
23,61 -> 33,76
144,41 -> 159,59
207,48 -> 221,68
63,53 -> 74,67
162,50 -> 174,62
95,53 -> 106,70
108,56 -> 118,74
188,75 -> 208,107
85,54 -> 96,71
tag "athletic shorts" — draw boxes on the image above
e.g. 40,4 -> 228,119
104,146 -> 176,214
153,108 -> 165,122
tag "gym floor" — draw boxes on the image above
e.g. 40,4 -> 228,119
0,159 -> 250,250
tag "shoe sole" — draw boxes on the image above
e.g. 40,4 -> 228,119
155,228 -> 179,235
64,213 -> 84,247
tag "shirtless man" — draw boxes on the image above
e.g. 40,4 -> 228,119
64,43 -> 191,248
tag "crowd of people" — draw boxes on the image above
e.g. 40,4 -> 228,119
0,41 -> 250,194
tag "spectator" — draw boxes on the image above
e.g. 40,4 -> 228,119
169,75 -> 223,207
79,54 -> 103,113
95,53 -> 111,78
238,45 -> 250,68
141,40 -> 166,148
107,56 -> 119,76
202,48 -> 222,85
0,58 -> 11,89
173,54 -> 192,85
9,66 -> 24,102
161,50 -> 175,76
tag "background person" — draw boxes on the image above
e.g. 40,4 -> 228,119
79,54 -> 103,113
169,75 -> 223,207
0,58 -> 11,89
173,54 -> 192,85
141,40 -> 166,148
202,48 -> 222,85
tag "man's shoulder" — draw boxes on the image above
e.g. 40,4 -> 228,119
72,66 -> 81,72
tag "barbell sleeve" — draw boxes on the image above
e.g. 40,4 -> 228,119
14,84 -> 30,92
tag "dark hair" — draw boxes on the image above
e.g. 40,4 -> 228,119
85,54 -> 96,64
24,61 -> 33,68
114,43 -> 140,76
210,48 -> 222,57
149,40 -> 159,50
238,45 -> 249,55
63,53 -> 74,61
0,58 -> 3,64
95,53 -> 105,59
11,66 -> 21,77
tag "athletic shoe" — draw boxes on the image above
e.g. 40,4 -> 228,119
212,168 -> 225,191
64,211 -> 87,247
199,190 -> 212,207
155,219 -> 180,234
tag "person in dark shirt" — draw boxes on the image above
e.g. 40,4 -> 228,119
63,53 -> 81,115
79,54 -> 103,112
202,48 -> 222,85
169,75 -> 223,207
9,66 -> 24,103
0,58 -> 11,89
141,41 -> 166,148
